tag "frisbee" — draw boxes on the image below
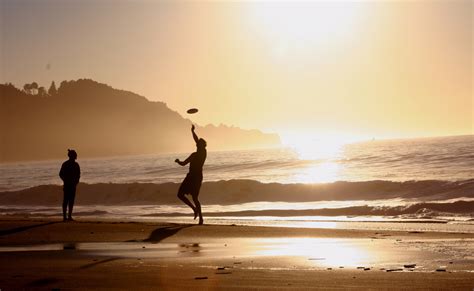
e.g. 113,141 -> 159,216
187,108 -> 198,114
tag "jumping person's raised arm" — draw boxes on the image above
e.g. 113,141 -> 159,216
191,124 -> 199,144
175,153 -> 194,166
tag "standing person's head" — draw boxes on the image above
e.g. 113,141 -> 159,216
197,138 -> 207,151
67,149 -> 77,160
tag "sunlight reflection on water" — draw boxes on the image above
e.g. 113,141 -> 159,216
251,238 -> 373,267
292,161 -> 341,183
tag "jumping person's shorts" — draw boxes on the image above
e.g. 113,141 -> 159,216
179,173 -> 203,196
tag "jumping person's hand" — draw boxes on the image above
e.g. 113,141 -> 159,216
175,159 -> 180,163
191,124 -> 195,131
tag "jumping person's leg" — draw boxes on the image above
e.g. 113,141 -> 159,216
192,195 -> 203,225
177,188 -> 196,214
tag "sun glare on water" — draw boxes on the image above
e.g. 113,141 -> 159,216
253,238 -> 372,268
281,133 -> 363,183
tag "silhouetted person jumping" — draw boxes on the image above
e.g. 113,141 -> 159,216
175,125 -> 207,225
59,149 -> 80,222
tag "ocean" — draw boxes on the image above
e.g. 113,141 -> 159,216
1,135 -> 473,231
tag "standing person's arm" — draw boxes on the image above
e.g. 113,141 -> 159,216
59,163 -> 65,182
76,163 -> 81,184
191,124 -> 199,144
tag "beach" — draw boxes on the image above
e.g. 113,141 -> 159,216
1,137 -> 473,289
2,0 -> 472,288
1,219 -> 473,290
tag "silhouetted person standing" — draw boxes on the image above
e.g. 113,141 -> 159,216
59,149 -> 80,222
175,125 -> 207,225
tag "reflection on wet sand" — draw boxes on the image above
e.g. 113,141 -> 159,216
1,237 -> 471,272
252,238 -> 372,267
179,243 -> 202,254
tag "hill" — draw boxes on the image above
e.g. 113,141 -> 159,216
0,79 -> 280,161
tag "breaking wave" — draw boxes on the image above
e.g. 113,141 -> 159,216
1,179 -> 473,206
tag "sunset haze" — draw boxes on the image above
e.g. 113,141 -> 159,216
1,0 -> 472,146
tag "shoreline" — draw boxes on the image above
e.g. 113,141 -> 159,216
1,219 -> 473,289
2,212 -> 474,236
2,218 -> 474,244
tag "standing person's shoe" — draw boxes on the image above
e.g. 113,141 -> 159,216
68,217 -> 75,222
63,217 -> 67,222
198,218 -> 204,225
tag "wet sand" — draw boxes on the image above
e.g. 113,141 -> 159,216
0,219 -> 473,290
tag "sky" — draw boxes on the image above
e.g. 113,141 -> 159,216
1,0 -> 472,146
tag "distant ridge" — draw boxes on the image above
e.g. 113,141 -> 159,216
0,79 -> 280,161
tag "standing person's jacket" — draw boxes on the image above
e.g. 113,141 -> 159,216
59,160 -> 80,185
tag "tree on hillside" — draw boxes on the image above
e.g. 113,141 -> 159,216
48,81 -> 57,96
30,82 -> 38,95
2,83 -> 16,89
23,82 -> 39,95
38,86 -> 47,96
23,83 -> 31,94
0,83 -> 21,96
58,80 -> 69,94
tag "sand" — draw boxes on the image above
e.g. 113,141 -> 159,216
1,219 -> 473,290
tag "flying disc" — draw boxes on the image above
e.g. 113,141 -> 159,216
187,108 -> 198,114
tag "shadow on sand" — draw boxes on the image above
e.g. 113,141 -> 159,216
79,257 -> 121,270
25,277 -> 60,288
142,224 -> 193,243
0,221 -> 59,237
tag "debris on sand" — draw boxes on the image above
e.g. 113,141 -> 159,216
63,243 -> 76,250
195,276 -> 208,280
364,268 -> 371,271
436,267 -> 447,272
404,264 -> 416,268
386,268 -> 403,272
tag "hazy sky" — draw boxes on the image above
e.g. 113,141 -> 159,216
1,0 -> 472,144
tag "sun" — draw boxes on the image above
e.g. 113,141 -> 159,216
247,3 -> 365,57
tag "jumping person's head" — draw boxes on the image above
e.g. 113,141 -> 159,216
67,149 -> 77,160
197,138 -> 207,151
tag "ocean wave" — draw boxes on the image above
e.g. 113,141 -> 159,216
0,179 -> 473,206
140,200 -> 474,218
